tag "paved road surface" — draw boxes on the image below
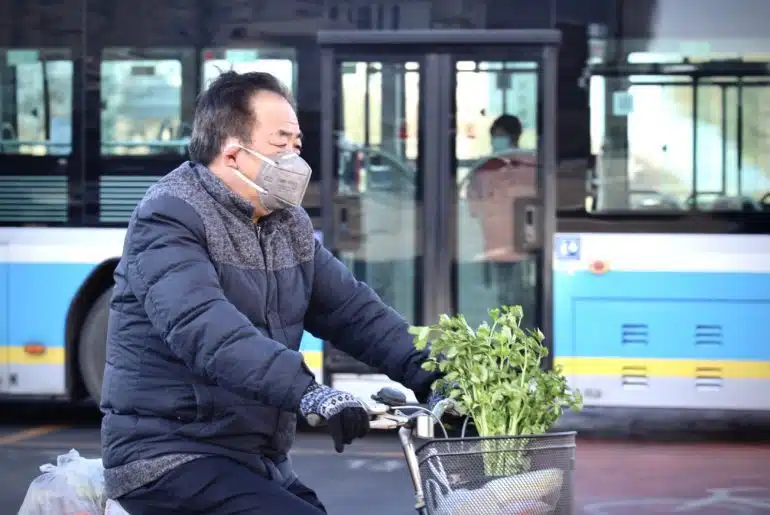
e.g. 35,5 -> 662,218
3,403 -> 770,514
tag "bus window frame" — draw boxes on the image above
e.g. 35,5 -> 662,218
99,48 -> 194,158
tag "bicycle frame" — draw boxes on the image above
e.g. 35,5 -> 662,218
308,388 -> 457,514
398,425 -> 430,514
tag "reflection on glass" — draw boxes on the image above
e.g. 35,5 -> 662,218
0,49 -> 73,156
101,49 -> 187,156
201,47 -> 297,93
739,79 -> 770,201
337,60 -> 419,323
627,77 -> 693,208
456,61 -> 538,328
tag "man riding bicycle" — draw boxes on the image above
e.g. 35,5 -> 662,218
100,71 -> 442,514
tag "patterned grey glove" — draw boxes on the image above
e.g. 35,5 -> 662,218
299,383 -> 369,453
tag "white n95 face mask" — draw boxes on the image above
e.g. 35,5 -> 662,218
227,144 -> 312,213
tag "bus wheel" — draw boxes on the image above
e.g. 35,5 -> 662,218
78,288 -> 111,404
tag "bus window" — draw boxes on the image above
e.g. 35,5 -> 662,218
591,52 -> 770,212
0,49 -> 73,156
201,48 -> 297,95
100,49 -> 187,156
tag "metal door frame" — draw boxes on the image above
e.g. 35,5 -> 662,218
318,29 -> 561,348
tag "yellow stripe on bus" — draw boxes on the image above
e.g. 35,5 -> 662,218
4,349 -> 766,380
5,346 -> 66,365
555,357 -> 770,380
0,346 -> 324,370
302,350 -> 323,370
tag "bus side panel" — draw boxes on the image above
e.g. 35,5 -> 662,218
553,232 -> 770,412
0,226 -> 323,398
7,256 -> 96,396
0,227 -> 125,397
300,332 -> 323,382
0,242 -> 8,394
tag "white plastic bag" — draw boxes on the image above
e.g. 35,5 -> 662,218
18,449 -> 107,515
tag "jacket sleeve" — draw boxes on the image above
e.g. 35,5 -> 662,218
125,195 -> 314,410
303,239 -> 439,402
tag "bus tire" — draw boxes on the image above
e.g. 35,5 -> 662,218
78,288 -> 111,404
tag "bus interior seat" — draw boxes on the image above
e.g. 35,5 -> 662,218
711,195 -> 763,212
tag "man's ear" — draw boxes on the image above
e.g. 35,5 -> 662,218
221,142 -> 240,167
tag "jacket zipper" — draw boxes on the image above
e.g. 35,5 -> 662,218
257,222 -> 285,445
256,223 -> 270,323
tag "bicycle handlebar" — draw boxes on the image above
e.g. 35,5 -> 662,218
304,402 -> 408,430
306,388 -> 466,514
304,389 -> 460,436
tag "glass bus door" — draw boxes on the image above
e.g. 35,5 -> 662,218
318,30 -> 561,396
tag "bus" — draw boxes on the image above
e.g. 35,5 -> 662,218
1,0 -> 768,420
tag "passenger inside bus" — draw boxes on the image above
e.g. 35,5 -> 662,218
467,114 -> 536,327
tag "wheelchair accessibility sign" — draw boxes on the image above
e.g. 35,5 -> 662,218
555,236 -> 581,261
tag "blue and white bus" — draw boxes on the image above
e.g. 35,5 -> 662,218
1,0 -> 769,421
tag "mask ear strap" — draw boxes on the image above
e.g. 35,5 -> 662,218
230,167 -> 268,194
244,147 -> 278,166
222,143 -> 279,166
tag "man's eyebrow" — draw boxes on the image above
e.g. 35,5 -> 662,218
278,129 -> 303,141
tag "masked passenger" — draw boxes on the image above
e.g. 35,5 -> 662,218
466,114 -> 536,327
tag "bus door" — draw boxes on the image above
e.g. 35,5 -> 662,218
318,30 -> 561,398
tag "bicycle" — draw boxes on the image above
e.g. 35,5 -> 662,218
308,387 -> 577,515
25,387 -> 575,515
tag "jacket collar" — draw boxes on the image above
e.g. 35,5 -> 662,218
191,161 -> 257,222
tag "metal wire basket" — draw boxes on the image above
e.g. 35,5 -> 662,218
415,432 -> 576,515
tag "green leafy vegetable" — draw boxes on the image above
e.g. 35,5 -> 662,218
410,306 -> 583,476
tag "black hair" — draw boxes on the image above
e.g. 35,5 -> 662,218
490,114 -> 523,140
188,71 -> 295,165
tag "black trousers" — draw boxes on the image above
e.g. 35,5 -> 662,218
117,456 -> 327,515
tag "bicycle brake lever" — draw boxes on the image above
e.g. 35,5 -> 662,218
364,400 -> 390,415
